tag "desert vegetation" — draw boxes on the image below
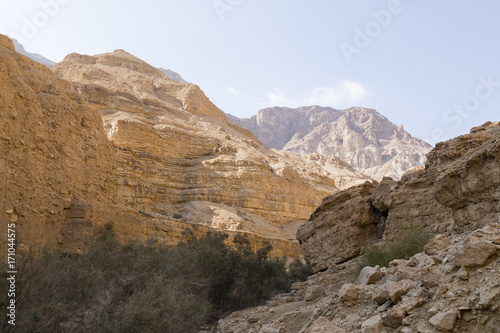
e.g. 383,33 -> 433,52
355,228 -> 432,277
0,224 -> 293,333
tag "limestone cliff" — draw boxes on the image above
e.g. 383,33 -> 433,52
229,106 -> 432,181
0,35 -> 372,257
0,34 -> 124,252
55,49 -> 374,256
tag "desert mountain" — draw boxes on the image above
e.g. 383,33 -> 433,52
158,67 -> 188,83
10,36 -> 56,68
229,106 -> 432,181
218,121 -> 500,332
0,34 -> 371,257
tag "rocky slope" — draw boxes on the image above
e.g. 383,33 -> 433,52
229,106 -> 432,181
216,223 -> 500,333
215,121 -> 500,332
0,34 -> 371,257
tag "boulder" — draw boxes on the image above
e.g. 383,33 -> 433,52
388,280 -> 415,304
304,285 -> 326,302
308,317 -> 346,333
339,284 -> 358,301
356,266 -> 383,285
361,315 -> 383,333
297,182 -> 378,272
429,311 -> 457,332
451,241 -> 497,267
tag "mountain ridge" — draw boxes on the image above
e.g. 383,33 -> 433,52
229,106 -> 432,181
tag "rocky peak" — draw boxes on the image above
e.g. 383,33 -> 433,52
54,49 -> 232,125
229,106 -> 432,180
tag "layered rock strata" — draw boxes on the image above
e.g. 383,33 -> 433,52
0,35 -> 371,256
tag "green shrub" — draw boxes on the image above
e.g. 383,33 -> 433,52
0,225 -> 291,333
287,259 -> 314,283
355,228 -> 432,277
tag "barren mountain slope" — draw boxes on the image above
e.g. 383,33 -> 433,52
229,106 -> 432,180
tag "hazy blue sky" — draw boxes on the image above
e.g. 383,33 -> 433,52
1,0 -> 499,144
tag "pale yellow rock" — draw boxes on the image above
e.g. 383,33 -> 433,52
451,241 -> 497,267
297,181 -> 378,272
304,285 -> 326,301
361,315 -> 383,333
424,234 -> 452,255
429,311 -> 457,332
339,283 -> 358,301
388,280 -> 415,304
356,265 -> 383,285
308,317 -> 346,333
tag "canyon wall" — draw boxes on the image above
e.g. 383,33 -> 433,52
1,35 -> 371,257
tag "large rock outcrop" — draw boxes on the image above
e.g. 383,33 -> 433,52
216,224 -> 500,332
298,121 -> 500,272
297,182 -> 380,272
228,106 -> 432,180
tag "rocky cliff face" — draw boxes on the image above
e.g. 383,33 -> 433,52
0,34 -> 126,252
298,121 -> 500,273
0,34 -> 372,257
52,50 -> 371,249
229,106 -> 432,181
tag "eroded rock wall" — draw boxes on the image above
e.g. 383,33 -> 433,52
1,35 -> 371,257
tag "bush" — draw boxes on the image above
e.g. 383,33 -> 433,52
0,225 -> 291,333
287,259 -> 313,283
355,228 -> 432,277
